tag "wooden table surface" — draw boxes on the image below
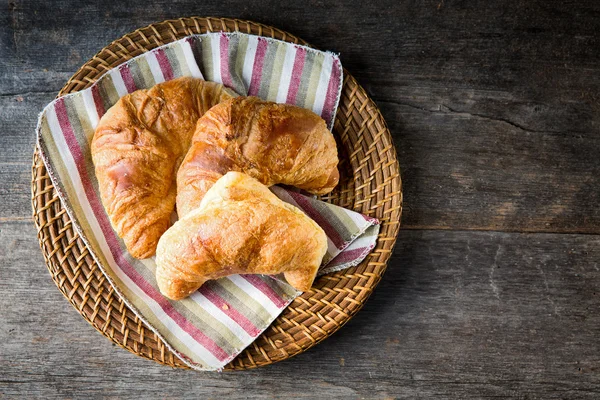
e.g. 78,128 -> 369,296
2,0 -> 599,398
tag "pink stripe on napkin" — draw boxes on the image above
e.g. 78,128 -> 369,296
155,48 -> 174,81
286,190 -> 346,249
286,46 -> 307,104
248,38 -> 268,96
119,65 -> 137,93
321,58 -> 342,124
241,275 -> 289,308
219,35 -> 233,88
201,286 -> 261,336
91,85 -> 105,118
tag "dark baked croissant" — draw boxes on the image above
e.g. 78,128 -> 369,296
176,96 -> 339,217
156,172 -> 328,300
91,77 -> 235,258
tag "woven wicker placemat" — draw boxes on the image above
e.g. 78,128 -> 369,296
31,17 -> 402,370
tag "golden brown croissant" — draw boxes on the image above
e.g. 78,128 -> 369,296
176,96 -> 339,218
156,172 -> 328,300
91,77 -> 236,258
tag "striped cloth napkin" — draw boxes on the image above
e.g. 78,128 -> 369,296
36,32 -> 380,371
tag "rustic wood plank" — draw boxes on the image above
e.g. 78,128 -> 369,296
4,1 -> 600,96
381,94 -> 600,233
2,1 -> 600,232
3,91 -> 599,233
1,223 -> 599,398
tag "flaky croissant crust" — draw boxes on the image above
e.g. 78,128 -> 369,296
91,77 -> 236,258
176,96 -> 339,217
156,172 -> 328,300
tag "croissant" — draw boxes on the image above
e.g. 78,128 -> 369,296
156,172 -> 328,300
176,96 -> 339,217
91,77 -> 236,258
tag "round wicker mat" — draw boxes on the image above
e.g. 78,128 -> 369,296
31,17 -> 402,370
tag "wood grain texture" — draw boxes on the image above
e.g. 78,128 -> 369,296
1,0 -> 600,398
2,224 -> 599,398
0,93 -> 54,222
3,0 -> 600,232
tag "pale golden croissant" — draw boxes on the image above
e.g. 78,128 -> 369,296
156,172 -> 328,300
176,96 -> 340,217
91,77 -> 236,258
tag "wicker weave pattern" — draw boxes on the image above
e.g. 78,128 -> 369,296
31,17 -> 402,370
